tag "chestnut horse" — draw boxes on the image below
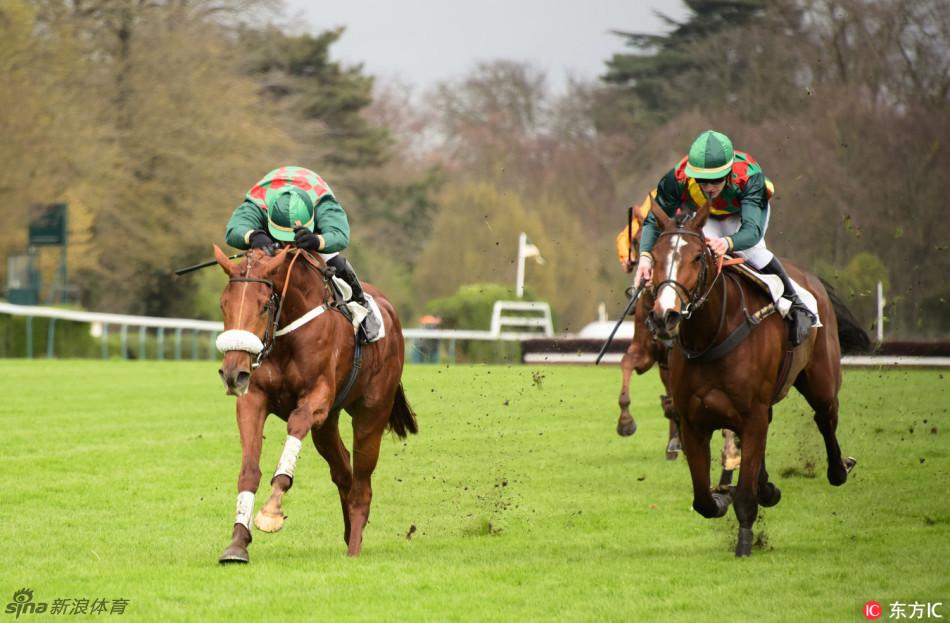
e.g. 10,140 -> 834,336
616,206 -> 740,470
213,245 -> 417,563
647,202 -> 868,556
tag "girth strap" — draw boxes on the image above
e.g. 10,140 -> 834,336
331,335 -> 363,412
682,303 -> 776,362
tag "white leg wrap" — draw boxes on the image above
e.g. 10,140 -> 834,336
273,435 -> 303,481
234,490 -> 255,531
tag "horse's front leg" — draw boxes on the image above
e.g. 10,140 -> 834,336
616,348 -> 638,436
255,383 -> 333,533
678,417 -> 730,518
733,407 -> 770,557
219,392 -> 267,564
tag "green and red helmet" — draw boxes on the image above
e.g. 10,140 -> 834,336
266,187 -> 315,241
685,130 -> 735,180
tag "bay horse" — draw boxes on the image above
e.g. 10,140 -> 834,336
646,202 -> 869,556
212,245 -> 417,563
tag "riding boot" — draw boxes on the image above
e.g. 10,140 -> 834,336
326,255 -> 381,342
760,257 -> 815,346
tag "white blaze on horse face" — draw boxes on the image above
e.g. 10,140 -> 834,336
657,234 -> 688,314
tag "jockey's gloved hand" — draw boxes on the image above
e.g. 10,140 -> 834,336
249,229 -> 276,251
293,226 -> 321,251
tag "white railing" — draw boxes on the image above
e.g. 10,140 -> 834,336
0,301 -> 553,360
0,301 -> 221,359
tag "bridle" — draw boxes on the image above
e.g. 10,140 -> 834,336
651,227 -> 721,320
226,276 -> 283,369
651,227 -> 772,361
219,250 -> 318,369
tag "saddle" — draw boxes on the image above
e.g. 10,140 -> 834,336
724,260 -> 821,326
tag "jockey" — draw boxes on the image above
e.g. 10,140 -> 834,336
615,191 -> 656,273
225,165 -> 381,342
634,130 -> 815,346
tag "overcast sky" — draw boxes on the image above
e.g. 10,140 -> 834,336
280,0 -> 689,92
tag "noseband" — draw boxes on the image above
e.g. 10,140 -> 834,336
224,277 -> 283,369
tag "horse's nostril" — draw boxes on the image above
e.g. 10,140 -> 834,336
236,371 -> 251,387
665,311 -> 681,329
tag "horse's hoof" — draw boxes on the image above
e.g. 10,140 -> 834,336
735,527 -> 754,557
844,456 -> 857,472
254,510 -> 286,533
712,491 -> 733,517
759,484 -> 782,507
666,437 -> 681,460
616,420 -> 637,437
218,545 -> 249,564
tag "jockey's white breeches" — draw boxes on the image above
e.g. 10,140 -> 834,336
702,203 -> 773,269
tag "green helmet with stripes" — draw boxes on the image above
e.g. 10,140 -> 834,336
266,187 -> 314,242
685,130 -> 734,180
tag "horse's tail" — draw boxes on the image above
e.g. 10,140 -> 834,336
388,383 -> 418,438
821,278 -> 873,354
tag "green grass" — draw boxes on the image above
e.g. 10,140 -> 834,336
0,361 -> 947,621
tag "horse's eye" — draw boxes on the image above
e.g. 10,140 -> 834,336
694,252 -> 704,263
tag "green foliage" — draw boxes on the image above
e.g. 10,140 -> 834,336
426,283 -> 528,363
601,0 -> 769,125
819,252 -> 888,333
0,362 -> 947,621
239,25 -> 392,170
0,314 -> 98,358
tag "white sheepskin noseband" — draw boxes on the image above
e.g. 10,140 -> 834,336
216,329 -> 264,355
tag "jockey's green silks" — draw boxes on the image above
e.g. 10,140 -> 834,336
225,166 -> 351,252
640,151 -> 775,254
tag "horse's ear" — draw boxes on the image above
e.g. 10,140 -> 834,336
649,195 -> 672,230
692,202 -> 710,230
213,244 -> 238,277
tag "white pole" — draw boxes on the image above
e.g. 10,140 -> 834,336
876,280 -> 885,343
516,232 -> 526,298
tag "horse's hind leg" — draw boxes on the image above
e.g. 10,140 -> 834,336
794,374 -> 852,486
311,414 -> 354,546
346,412 -> 388,556
733,410 -> 770,557
757,456 -> 781,507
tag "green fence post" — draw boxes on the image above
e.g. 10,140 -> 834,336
138,326 -> 146,360
101,323 -> 109,359
157,327 -> 165,360
174,327 -> 182,360
46,318 -> 56,358
25,316 -> 33,359
120,325 -> 129,360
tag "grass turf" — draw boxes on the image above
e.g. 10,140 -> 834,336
0,361 -> 947,621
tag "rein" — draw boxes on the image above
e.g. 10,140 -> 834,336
222,249 -> 367,409
653,228 -> 775,362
